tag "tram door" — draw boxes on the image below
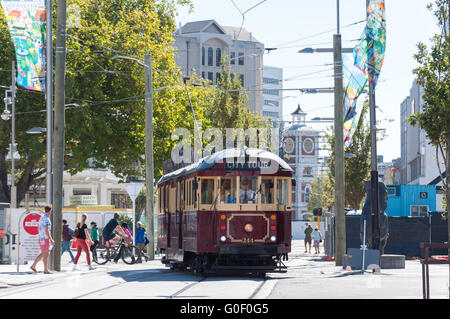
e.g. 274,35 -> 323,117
178,180 -> 184,249
165,184 -> 171,249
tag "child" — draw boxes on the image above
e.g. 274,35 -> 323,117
89,221 -> 99,260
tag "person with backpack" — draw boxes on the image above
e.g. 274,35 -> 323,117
61,219 -> 75,262
73,213 -> 95,271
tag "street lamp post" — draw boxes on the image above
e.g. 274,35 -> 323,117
111,54 -> 155,260
2,61 -> 18,208
297,0 -> 349,266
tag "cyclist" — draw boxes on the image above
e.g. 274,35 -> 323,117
102,213 -> 128,247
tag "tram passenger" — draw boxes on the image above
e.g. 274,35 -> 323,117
239,178 -> 257,204
220,178 -> 236,203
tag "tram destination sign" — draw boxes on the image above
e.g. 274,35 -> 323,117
225,160 -> 272,171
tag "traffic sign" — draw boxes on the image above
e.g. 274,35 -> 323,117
23,213 -> 41,235
123,182 -> 145,201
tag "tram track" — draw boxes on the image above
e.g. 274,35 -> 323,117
0,266 -> 273,299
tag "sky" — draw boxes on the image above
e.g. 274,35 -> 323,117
174,0 -> 440,162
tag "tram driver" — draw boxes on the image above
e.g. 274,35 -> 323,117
240,178 -> 257,204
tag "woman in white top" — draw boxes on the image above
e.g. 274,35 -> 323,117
311,228 -> 322,254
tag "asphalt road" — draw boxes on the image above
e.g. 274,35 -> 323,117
0,240 -> 448,299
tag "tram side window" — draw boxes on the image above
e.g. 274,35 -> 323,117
201,179 -> 215,204
239,177 -> 258,204
276,179 -> 289,205
160,186 -> 164,212
187,180 -> 191,207
261,177 -> 275,204
165,185 -> 170,211
220,177 -> 237,204
180,181 -> 185,210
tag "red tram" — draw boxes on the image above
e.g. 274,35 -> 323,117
156,148 -> 293,275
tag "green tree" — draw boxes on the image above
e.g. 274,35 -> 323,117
0,0 -> 209,204
326,103 -> 371,209
409,0 -> 449,272
206,57 -> 264,135
307,174 -> 334,213
409,0 -> 449,215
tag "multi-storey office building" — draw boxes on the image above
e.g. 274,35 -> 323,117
173,19 -> 264,115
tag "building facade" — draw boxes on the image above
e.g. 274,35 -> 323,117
399,80 -> 446,211
262,66 -> 283,120
282,105 -> 321,220
173,20 -> 264,115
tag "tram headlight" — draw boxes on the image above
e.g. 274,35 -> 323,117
270,236 -> 276,242
220,236 -> 227,242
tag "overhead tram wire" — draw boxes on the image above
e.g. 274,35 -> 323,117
229,0 -> 268,39
273,19 -> 365,49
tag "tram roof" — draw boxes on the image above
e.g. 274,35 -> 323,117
158,147 -> 293,184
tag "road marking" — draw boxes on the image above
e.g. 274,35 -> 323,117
250,278 -> 278,299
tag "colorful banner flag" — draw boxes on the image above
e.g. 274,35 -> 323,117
344,0 -> 386,147
1,0 -> 46,92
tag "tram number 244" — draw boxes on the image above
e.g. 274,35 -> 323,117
242,237 -> 255,244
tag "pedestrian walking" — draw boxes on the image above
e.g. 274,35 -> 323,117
135,222 -> 147,263
30,205 -> 54,274
61,219 -> 75,262
312,227 -> 323,254
304,223 -> 313,253
89,221 -> 99,262
73,213 -> 94,271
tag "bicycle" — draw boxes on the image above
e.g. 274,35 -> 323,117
92,236 -> 137,265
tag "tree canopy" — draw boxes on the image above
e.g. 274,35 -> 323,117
0,0 -> 210,204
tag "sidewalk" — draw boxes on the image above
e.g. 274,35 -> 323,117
271,240 -> 450,299
0,249 -> 163,288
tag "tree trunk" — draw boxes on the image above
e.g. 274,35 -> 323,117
446,135 -> 449,298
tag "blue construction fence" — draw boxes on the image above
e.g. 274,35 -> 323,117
345,214 -> 448,257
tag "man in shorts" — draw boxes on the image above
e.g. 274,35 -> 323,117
102,213 -> 130,263
30,205 -> 55,274
304,223 -> 313,253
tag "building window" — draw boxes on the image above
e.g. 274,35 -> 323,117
303,167 -> 313,177
410,205 -> 428,217
207,72 -> 213,82
264,100 -> 279,107
263,89 -> 279,96
238,52 -> 244,65
263,77 -> 279,85
202,47 -> 205,66
239,74 -> 244,87
231,51 -> 236,65
216,72 -> 221,84
263,111 -> 279,118
202,72 -> 205,79
410,157 -> 421,182
208,47 -> 213,66
216,48 -> 221,67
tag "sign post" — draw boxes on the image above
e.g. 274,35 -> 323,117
17,209 -> 44,272
123,182 -> 144,238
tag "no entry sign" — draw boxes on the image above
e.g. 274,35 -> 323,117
18,210 -> 44,266
23,213 -> 41,236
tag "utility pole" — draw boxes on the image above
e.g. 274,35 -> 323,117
46,0 -> 53,206
366,0 -> 380,250
144,54 -> 155,260
10,61 -> 17,209
333,0 -> 346,266
52,0 -> 67,272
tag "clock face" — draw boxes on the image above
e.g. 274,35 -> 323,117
284,137 -> 295,154
303,137 -> 314,154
